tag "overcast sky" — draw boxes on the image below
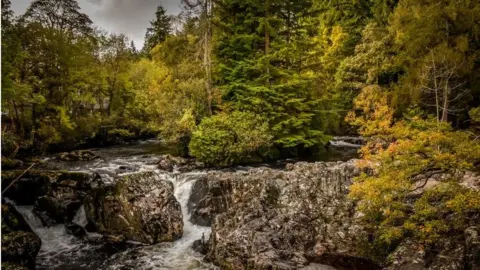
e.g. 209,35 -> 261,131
10,0 -> 183,49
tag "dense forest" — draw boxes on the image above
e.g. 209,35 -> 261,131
2,0 -> 480,159
2,0 -> 480,263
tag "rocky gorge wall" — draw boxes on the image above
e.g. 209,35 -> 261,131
189,160 -> 480,270
189,160 -> 377,269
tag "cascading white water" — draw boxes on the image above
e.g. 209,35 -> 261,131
13,140 -> 215,269
105,171 -> 213,269
73,206 -> 88,227
15,205 -> 98,269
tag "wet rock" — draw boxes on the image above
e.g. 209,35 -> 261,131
31,171 -> 100,225
157,154 -> 204,172
34,196 -> 82,226
188,176 -> 231,226
1,203 -> 41,270
1,170 -> 53,205
115,165 -> 139,174
2,170 -> 98,206
57,150 -> 100,161
192,234 -> 208,255
84,171 -> 183,244
65,222 -> 87,237
203,160 -> 379,270
1,262 -> 29,270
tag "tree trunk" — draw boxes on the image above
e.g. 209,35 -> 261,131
204,0 -> 213,116
265,0 -> 270,83
441,84 -> 449,122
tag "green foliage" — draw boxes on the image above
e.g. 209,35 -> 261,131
470,107 -> 480,123
349,115 -> 480,252
143,5 -> 172,55
189,111 -> 273,166
214,0 -> 329,151
2,0 -> 480,163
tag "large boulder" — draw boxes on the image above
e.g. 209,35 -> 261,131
1,203 -> 41,270
84,171 -> 183,244
200,160 -> 378,270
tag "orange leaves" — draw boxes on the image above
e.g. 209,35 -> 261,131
346,85 -> 395,138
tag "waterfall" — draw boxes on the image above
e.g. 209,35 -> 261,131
8,140 -> 216,269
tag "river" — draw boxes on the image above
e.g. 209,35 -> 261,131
12,138 -> 361,270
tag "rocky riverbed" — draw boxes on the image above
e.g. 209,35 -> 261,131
1,138 -> 478,270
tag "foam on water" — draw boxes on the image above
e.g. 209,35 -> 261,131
15,205 -> 102,269
12,140 -> 216,269
105,172 -> 213,270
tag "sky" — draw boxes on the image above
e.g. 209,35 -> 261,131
10,0 -> 183,49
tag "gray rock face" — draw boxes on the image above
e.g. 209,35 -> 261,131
157,154 -> 204,172
188,175 -> 231,226
384,238 -> 470,270
84,171 -> 183,244
200,160 -> 378,270
1,203 -> 41,270
197,161 -> 480,270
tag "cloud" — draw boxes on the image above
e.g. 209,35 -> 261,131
11,0 -> 182,49
81,0 -> 182,48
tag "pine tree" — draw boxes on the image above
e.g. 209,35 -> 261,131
214,0 -> 328,151
143,5 -> 172,55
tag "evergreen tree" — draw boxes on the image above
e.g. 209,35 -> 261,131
214,0 -> 328,152
143,5 -> 172,55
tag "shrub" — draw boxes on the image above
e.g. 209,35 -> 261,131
349,117 -> 480,253
189,111 -> 273,166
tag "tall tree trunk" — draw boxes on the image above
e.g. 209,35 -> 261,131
441,84 -> 449,122
204,0 -> 213,116
265,0 -> 270,83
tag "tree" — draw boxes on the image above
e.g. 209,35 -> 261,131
22,0 -> 92,35
102,34 -> 133,118
349,116 -> 480,254
387,0 -> 480,123
143,5 -> 172,55
214,0 -> 329,153
189,111 -> 273,166
182,0 -> 214,115
420,51 -> 468,124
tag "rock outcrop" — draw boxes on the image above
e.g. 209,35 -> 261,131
1,203 -> 41,270
198,160 -> 377,270
32,171 -> 100,226
1,170 -> 54,205
84,171 -> 183,244
188,174 -> 230,226
157,154 -> 204,172
2,170 -> 99,226
56,150 -> 101,162
194,161 -> 480,270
